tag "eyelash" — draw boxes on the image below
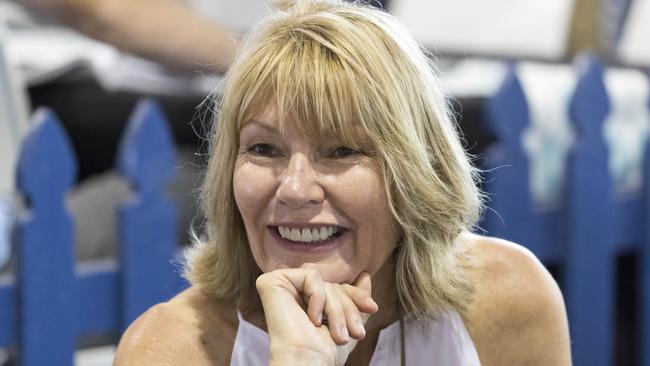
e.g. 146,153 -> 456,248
330,146 -> 362,158
244,144 -> 363,159
246,144 -> 280,157
246,143 -> 280,157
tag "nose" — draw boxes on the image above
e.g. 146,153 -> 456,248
276,153 -> 325,209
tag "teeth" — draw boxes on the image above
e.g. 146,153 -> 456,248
277,225 -> 341,243
290,228 -> 301,241
312,228 -> 320,241
302,228 -> 312,242
320,227 -> 327,240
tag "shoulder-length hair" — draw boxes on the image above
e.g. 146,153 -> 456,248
184,0 -> 483,320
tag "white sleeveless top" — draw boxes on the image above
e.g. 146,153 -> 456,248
230,311 -> 481,365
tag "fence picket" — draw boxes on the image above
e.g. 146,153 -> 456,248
15,109 -> 77,366
482,66 -> 541,254
116,99 -> 186,332
566,55 -> 614,366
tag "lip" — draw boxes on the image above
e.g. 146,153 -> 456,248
269,222 -> 348,230
268,225 -> 349,253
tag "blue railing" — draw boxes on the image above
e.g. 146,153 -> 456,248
0,99 -> 187,365
482,55 -> 650,366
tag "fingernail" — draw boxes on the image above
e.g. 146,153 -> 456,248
356,320 -> 366,337
317,312 -> 322,324
341,326 -> 350,342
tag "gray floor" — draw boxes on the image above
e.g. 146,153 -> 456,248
75,346 -> 116,366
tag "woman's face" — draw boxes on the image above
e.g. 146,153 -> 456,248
233,107 -> 400,283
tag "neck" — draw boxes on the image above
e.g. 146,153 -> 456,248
344,258 -> 400,366
365,258 -> 400,336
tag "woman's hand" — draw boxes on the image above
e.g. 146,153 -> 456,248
255,268 -> 378,366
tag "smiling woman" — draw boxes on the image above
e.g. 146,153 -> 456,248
113,1 -> 571,365
233,107 -> 400,286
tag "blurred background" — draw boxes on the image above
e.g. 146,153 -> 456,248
1,0 -> 649,365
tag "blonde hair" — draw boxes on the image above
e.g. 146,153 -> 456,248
185,0 -> 483,320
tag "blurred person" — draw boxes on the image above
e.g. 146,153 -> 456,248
14,0 -> 388,74
114,1 -> 571,365
17,0 -> 240,74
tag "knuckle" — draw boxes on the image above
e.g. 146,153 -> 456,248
255,273 -> 271,289
336,284 -> 353,297
307,268 -> 320,279
324,283 -> 335,293
342,300 -> 358,313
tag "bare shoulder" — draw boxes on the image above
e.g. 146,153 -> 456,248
113,286 -> 238,366
458,232 -> 571,366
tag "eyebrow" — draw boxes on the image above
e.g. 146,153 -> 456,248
241,120 -> 279,135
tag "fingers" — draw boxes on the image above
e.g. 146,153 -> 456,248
342,278 -> 378,315
334,285 -> 367,340
256,268 -> 378,345
353,271 -> 372,295
303,270 -> 326,325
324,285 -> 350,344
320,272 -> 377,345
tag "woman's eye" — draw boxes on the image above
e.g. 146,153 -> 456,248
331,146 -> 361,158
247,143 -> 279,157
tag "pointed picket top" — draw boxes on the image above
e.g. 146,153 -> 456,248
481,63 -> 537,254
569,55 -> 610,142
484,64 -> 528,148
14,107 -> 77,365
16,108 -> 77,204
116,99 -> 176,195
116,99 -> 183,329
564,54 -> 614,366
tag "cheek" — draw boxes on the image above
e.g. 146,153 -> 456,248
233,163 -> 275,223
341,168 -> 400,265
233,163 -> 278,269
345,169 -> 392,225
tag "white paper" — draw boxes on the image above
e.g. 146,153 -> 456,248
617,0 -> 650,65
389,0 -> 575,59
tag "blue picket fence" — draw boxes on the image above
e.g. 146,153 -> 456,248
0,99 -> 187,365
0,55 -> 649,365
482,55 -> 650,366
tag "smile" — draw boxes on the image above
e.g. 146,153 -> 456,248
273,225 -> 344,244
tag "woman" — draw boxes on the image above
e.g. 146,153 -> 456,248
114,1 -> 571,364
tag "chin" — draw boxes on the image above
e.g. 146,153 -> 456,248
301,262 -> 360,284
319,268 -> 358,283
266,259 -> 359,284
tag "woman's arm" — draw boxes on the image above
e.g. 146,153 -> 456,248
461,234 -> 572,365
20,0 -> 239,73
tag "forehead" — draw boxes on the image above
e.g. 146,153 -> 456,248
240,103 -> 372,147
244,107 -> 277,128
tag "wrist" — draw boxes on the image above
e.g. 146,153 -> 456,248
269,344 -> 332,366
